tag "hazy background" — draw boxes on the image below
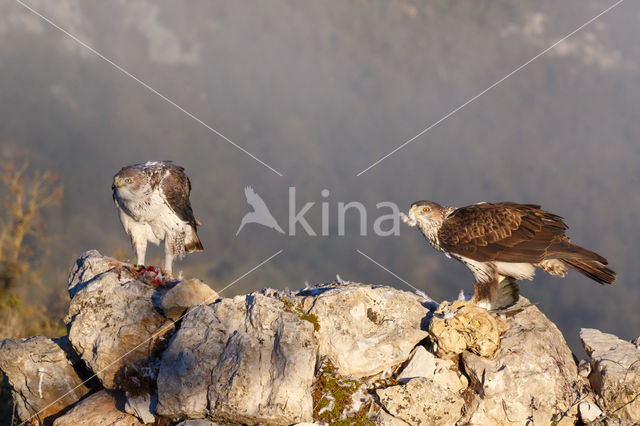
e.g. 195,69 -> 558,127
0,0 -> 638,354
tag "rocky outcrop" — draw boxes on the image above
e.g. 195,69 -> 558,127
460,297 -> 583,425
396,345 -> 468,393
65,251 -> 174,389
161,278 -> 219,321
0,336 -> 90,424
298,284 -> 430,377
53,390 -> 142,425
156,293 -> 317,423
376,378 -> 464,425
0,250 -> 637,425
581,328 -> 640,422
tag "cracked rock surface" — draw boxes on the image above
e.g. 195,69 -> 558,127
0,336 -> 91,424
157,293 -> 317,423
65,251 -> 174,389
461,298 -> 582,425
581,327 -> 640,422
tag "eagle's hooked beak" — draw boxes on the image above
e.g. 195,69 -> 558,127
401,205 -> 418,227
112,177 -> 120,190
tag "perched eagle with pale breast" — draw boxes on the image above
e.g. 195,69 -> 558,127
403,201 -> 615,309
112,161 -> 203,277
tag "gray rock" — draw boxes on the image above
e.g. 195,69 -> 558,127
124,393 -> 155,424
376,377 -> 464,425
578,400 -> 603,423
578,358 -> 591,378
462,299 -> 581,424
53,390 -> 142,426
0,336 -> 91,425
372,409 -> 411,426
581,328 -> 640,422
157,293 -> 316,423
65,252 -> 173,389
19,251 -> 640,425
67,250 -> 128,298
396,345 -> 467,393
299,283 -> 430,377
161,278 -> 219,320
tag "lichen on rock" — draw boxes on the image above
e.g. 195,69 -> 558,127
428,299 -> 507,359
298,283 -> 431,377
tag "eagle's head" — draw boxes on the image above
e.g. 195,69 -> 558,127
112,167 -> 145,200
402,200 -> 449,250
406,200 -> 446,229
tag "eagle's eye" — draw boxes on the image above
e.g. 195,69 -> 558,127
125,178 -> 133,184
422,207 -> 430,213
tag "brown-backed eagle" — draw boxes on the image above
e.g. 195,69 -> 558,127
403,201 -> 615,309
112,161 -> 203,276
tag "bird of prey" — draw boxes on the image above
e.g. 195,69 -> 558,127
403,201 -> 615,309
112,161 -> 203,276
236,186 -> 285,235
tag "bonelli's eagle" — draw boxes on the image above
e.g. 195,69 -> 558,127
403,201 -> 615,309
112,161 -> 203,276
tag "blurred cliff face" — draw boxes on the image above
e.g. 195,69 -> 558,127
0,0 -> 638,350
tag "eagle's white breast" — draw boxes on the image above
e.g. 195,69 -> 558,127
114,181 -> 186,247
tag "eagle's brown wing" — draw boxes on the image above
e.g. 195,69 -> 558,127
160,165 -> 199,227
437,203 -> 602,263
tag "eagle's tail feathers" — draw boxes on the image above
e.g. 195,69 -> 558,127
550,241 -> 608,264
185,226 -> 204,252
561,258 -> 616,285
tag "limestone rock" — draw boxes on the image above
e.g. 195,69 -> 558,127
0,336 -> 91,424
65,251 -> 173,389
15,250 -> 640,425
396,345 -> 467,393
581,328 -> 640,422
161,278 -> 219,320
428,300 -> 506,359
578,358 -> 591,378
376,377 -> 464,425
67,250 -> 128,298
299,283 -> 430,377
176,421 -> 224,426
372,409 -> 411,425
462,299 -> 581,425
124,393 -> 155,424
157,293 -> 316,423
578,400 -> 603,423
53,390 -> 142,426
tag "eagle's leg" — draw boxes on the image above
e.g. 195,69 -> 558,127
163,241 -> 175,278
471,275 -> 520,310
470,277 -> 500,310
132,236 -> 147,267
